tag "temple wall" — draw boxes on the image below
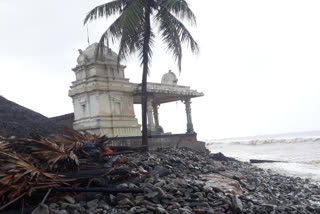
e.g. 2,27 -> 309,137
109,133 -> 208,153
69,44 -> 141,137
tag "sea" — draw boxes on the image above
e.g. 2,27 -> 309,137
206,131 -> 320,184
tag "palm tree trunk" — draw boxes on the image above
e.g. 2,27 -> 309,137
141,1 -> 152,146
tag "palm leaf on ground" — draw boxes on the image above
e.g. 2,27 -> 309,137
0,151 -> 55,203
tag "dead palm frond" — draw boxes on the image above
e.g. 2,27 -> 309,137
7,136 -> 79,172
0,151 -> 55,204
51,129 -> 111,154
0,141 -> 11,152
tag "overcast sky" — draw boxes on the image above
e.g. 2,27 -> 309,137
1,0 -> 320,140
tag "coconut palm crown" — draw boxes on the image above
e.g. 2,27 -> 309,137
84,0 -> 199,146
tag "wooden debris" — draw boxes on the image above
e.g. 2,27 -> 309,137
0,129 -> 117,209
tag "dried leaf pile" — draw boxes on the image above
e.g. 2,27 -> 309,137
0,129 -> 117,209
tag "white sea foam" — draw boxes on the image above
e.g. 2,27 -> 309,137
207,137 -> 320,146
206,136 -> 320,183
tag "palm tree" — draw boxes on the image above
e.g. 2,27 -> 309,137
84,0 -> 199,146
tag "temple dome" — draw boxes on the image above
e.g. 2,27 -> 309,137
77,43 -> 118,66
161,70 -> 178,85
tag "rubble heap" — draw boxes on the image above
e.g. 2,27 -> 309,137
1,131 -> 320,214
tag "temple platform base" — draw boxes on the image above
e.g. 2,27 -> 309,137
109,133 -> 208,153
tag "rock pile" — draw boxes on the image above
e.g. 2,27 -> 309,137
46,148 -> 320,214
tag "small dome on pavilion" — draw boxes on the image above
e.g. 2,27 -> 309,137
77,43 -> 118,65
161,70 -> 178,85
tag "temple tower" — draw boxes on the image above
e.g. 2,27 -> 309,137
69,43 -> 141,137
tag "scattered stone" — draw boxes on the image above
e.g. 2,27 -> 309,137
44,148 -> 320,214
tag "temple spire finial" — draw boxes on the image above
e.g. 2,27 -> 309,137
86,25 -> 90,45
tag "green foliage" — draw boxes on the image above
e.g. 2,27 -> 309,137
84,0 -> 199,72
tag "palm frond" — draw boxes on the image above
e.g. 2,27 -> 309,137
0,151 -> 55,202
97,0 -> 146,63
29,138 -> 79,171
7,137 -> 79,172
0,141 -> 11,152
84,0 -> 127,24
155,7 -> 198,71
155,8 -> 182,70
157,0 -> 196,25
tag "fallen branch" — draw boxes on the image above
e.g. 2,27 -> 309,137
103,151 -> 134,156
0,193 -> 26,211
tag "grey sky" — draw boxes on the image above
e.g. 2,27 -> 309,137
1,0 -> 320,140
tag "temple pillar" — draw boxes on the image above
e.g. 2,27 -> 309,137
153,103 -> 163,134
147,97 -> 156,134
184,98 -> 195,134
153,103 -> 160,130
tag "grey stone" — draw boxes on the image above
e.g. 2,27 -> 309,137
117,183 -> 128,188
67,203 -> 81,211
262,204 -> 276,212
98,200 -> 111,210
58,210 -> 68,214
145,191 -> 159,199
118,198 -> 135,206
49,203 -> 59,210
230,194 -> 243,212
128,183 -> 138,188
128,207 -> 137,214
136,208 -> 148,213
86,199 -> 99,209
85,208 -> 96,214
31,205 -> 50,214
155,187 -> 167,198
58,202 -> 70,209
49,209 -> 60,214
64,195 -> 76,204
156,207 -> 169,214
170,209 -> 180,214
107,208 -> 119,214
173,179 -> 188,187
109,194 -> 117,205
146,205 -> 156,211
179,208 -> 192,214
206,209 -> 215,214
172,203 -> 181,209
116,193 -> 133,201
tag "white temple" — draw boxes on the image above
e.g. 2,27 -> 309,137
69,43 -> 203,137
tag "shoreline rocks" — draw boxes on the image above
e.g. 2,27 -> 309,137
44,148 -> 320,214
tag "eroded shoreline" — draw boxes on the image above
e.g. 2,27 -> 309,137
42,148 -> 320,214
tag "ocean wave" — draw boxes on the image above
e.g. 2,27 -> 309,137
301,160 -> 320,166
206,137 -> 320,146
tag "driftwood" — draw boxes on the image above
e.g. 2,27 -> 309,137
48,187 -> 143,194
103,151 -> 134,156
250,159 -> 285,164
60,168 -> 132,178
109,145 -> 147,152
